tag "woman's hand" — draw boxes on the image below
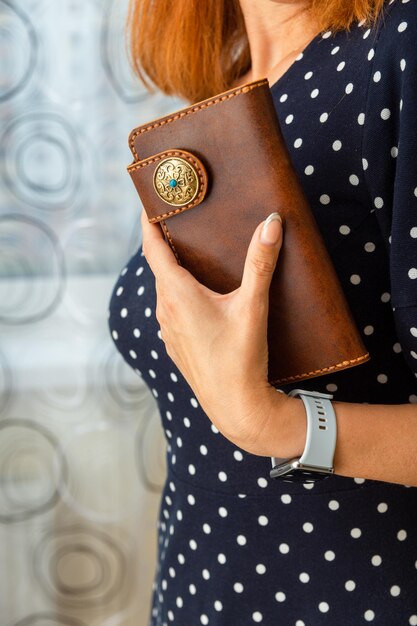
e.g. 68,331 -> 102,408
141,208 -> 298,457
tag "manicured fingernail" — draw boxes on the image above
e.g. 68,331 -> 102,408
260,212 -> 282,244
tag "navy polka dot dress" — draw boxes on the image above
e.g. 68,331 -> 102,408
109,1 -> 417,623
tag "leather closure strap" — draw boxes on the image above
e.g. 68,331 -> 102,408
127,149 -> 208,223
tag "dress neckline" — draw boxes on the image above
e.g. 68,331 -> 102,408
268,29 -> 326,93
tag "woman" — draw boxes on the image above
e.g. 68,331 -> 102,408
109,0 -> 417,623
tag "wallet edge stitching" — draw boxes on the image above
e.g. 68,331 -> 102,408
128,79 -> 268,161
270,352 -> 370,385
160,219 -> 181,264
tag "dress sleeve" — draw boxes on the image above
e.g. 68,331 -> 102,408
362,2 -> 417,380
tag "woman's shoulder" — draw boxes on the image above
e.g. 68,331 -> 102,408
360,0 -> 417,108
374,0 -> 417,57
361,1 -> 417,315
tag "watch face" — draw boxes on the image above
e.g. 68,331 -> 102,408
270,460 -> 332,483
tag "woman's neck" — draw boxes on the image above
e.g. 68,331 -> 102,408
236,0 -> 320,87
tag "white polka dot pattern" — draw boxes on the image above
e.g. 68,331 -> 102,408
108,1 -> 417,623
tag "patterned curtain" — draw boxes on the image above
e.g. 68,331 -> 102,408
0,1 -> 182,623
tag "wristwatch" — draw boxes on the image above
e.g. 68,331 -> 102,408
270,389 -> 337,483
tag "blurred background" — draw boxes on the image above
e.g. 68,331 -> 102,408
0,1 -> 184,624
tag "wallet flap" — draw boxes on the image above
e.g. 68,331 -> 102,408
127,149 -> 209,222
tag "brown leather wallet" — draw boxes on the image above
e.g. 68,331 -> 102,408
127,78 -> 370,386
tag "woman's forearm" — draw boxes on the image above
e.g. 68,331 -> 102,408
140,205 -> 417,488
280,395 -> 417,487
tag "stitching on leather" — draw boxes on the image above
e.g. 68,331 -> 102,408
160,219 -> 182,265
128,150 -> 207,220
129,79 -> 268,161
271,352 -> 370,385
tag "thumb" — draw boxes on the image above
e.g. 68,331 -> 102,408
240,212 -> 283,301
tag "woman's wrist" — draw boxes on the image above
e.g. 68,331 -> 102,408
272,391 -> 306,459
249,387 -> 306,459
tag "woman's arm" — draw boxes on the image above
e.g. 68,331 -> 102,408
141,208 -> 417,489
274,392 -> 417,487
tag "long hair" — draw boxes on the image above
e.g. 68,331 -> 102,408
127,0 -> 386,104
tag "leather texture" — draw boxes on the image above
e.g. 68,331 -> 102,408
127,79 -> 370,386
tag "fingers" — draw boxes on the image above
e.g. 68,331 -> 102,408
141,207 -> 283,303
140,208 -> 181,280
240,212 -> 283,302
141,208 -> 208,298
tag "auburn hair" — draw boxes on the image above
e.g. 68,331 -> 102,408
127,0 -> 386,104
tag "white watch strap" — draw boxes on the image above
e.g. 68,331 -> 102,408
271,389 -> 337,470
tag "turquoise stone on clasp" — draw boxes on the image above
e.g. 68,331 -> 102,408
169,179 -> 178,188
